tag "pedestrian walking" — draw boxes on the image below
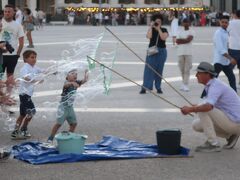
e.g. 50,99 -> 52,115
213,15 -> 237,92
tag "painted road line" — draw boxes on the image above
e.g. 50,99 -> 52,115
18,59 -> 200,66
33,75 -> 190,97
8,107 -> 180,113
30,40 -> 213,46
33,69 -> 239,98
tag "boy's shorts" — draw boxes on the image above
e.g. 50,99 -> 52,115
57,104 -> 77,125
2,55 -> 19,74
19,94 -> 36,116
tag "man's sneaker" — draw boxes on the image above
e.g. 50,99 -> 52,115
223,135 -> 239,149
21,130 -> 31,138
195,141 -> 221,152
11,130 -> 26,140
180,84 -> 190,92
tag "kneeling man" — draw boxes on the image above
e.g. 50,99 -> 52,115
181,62 -> 240,152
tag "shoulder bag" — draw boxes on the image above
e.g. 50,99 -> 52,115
147,32 -> 159,56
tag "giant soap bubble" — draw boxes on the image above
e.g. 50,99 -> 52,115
1,32 -> 118,131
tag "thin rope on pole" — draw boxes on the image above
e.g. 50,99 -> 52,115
104,26 -> 193,106
87,56 -> 193,117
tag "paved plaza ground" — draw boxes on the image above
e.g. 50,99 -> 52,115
1,25 -> 240,180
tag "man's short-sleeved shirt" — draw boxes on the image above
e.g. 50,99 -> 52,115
213,28 -> 229,65
204,78 -> 240,123
176,28 -> 195,56
1,19 -> 24,55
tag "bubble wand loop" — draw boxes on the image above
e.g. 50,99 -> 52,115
104,26 -> 193,106
87,56 -> 193,117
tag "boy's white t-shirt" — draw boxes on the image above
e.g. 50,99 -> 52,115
228,19 -> 240,50
1,18 -> 24,55
177,28 -> 195,56
19,63 -> 43,96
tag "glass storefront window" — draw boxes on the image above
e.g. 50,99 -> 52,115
92,0 -> 109,3
145,0 -> 160,4
64,0 -> 83,3
118,0 -> 135,4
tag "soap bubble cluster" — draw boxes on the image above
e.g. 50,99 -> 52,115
1,33 -> 118,131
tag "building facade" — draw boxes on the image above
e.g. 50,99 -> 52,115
0,0 -> 240,14
1,0 -> 210,15
210,0 -> 240,12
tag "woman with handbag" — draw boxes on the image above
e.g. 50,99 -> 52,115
140,14 -> 168,94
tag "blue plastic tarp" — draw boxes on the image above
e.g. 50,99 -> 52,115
12,136 -> 190,165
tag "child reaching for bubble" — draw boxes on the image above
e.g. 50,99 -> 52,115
11,50 -> 45,139
47,69 -> 88,143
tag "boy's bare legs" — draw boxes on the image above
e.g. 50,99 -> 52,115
14,115 -> 27,131
48,123 -> 61,141
69,123 -> 77,132
11,115 -> 28,138
20,116 -> 32,131
26,31 -> 33,47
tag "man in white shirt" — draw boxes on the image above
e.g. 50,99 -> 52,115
181,62 -> 240,152
176,18 -> 194,91
228,10 -> 240,85
2,4 -> 24,92
213,15 -> 237,92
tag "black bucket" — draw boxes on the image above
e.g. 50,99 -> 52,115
156,129 -> 181,155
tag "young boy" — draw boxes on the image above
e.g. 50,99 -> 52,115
47,69 -> 88,142
11,50 -> 44,139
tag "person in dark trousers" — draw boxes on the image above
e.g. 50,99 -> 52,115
213,15 -> 237,92
140,14 -> 168,94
